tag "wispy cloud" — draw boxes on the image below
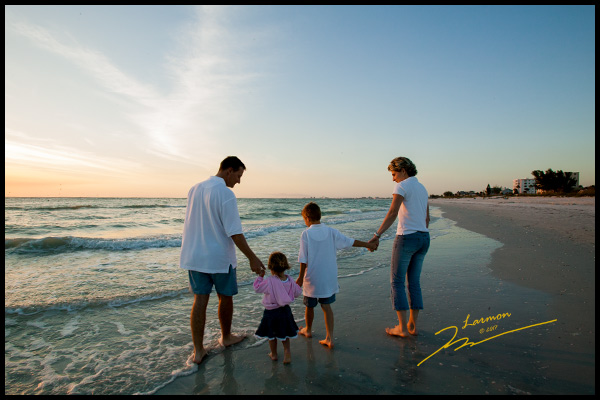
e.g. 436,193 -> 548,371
5,129 -> 140,174
8,18 -> 158,103
8,5 -> 261,164
5,140 -> 139,173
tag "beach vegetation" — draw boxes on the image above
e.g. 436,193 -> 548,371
531,169 -> 578,193
432,191 -> 482,198
575,186 -> 595,196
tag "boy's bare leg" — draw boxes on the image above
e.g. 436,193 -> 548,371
282,339 -> 291,364
319,304 -> 334,348
299,307 -> 314,338
217,294 -> 245,346
191,294 -> 210,364
386,310 -> 410,338
268,339 -> 278,361
407,309 -> 419,335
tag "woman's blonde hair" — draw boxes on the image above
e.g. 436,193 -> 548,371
268,252 -> 290,273
388,157 -> 417,177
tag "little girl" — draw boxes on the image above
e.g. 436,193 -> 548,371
254,251 -> 302,364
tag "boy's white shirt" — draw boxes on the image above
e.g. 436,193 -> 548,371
298,223 -> 354,298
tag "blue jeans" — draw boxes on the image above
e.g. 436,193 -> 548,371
390,232 -> 430,311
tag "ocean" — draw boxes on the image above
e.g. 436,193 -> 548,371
5,197 -> 447,395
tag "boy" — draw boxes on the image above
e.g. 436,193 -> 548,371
296,202 -> 377,348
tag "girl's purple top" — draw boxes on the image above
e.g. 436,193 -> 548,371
253,275 -> 302,310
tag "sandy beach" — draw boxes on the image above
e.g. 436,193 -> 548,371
156,196 -> 595,395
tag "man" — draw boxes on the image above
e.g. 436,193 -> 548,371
180,156 -> 265,364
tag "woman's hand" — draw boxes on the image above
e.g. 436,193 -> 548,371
368,236 -> 379,252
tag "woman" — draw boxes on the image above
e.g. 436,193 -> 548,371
370,157 -> 430,337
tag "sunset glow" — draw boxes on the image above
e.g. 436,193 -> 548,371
5,5 -> 595,197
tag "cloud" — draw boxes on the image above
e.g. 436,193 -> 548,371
5,138 -> 140,175
8,18 -> 157,103
8,6 -> 261,166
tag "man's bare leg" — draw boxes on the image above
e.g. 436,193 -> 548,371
217,293 -> 244,347
299,306 -> 314,338
191,294 -> 210,364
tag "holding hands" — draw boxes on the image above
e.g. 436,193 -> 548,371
367,233 -> 380,252
352,237 -> 378,253
250,257 -> 266,277
366,238 -> 378,252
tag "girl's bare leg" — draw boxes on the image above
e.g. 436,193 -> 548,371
282,339 -> 291,364
268,339 -> 278,361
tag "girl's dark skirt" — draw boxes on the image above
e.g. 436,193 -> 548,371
255,305 -> 299,341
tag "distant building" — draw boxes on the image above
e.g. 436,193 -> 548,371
568,172 -> 580,188
513,178 -> 536,194
514,172 -> 580,194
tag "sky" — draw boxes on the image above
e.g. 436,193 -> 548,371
5,5 -> 595,198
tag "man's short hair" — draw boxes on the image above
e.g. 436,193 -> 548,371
302,202 -> 321,222
220,156 -> 246,172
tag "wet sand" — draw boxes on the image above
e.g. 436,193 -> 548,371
156,196 -> 594,395
428,196 -> 595,394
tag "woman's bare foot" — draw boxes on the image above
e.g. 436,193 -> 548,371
268,352 -> 278,361
319,338 -> 334,348
386,325 -> 410,338
299,327 -> 312,338
407,321 -> 418,336
219,333 -> 245,347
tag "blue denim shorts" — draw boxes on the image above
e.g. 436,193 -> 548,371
303,294 -> 336,308
188,265 -> 238,296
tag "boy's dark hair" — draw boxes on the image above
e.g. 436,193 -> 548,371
302,202 -> 321,222
268,252 -> 290,273
219,156 -> 246,172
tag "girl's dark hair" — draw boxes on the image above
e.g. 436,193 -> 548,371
268,252 -> 290,273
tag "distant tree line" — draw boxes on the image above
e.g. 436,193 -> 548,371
531,169 -> 578,193
430,168 -> 589,198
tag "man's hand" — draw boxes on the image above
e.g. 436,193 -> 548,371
231,234 -> 265,276
250,256 -> 265,276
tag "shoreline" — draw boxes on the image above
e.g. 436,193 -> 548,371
429,196 -> 595,394
156,197 -> 595,395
